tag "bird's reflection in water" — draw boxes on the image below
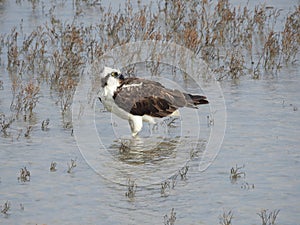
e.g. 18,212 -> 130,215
109,136 -> 181,166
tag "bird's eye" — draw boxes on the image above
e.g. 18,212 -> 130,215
111,72 -> 118,77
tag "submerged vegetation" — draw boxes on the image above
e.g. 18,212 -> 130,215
230,164 -> 246,182
1,201 -> 11,215
125,178 -> 137,199
67,158 -> 77,173
257,209 -> 280,225
17,166 -> 31,183
219,210 -> 233,225
50,161 -> 57,172
230,164 -> 255,190
164,208 -> 176,225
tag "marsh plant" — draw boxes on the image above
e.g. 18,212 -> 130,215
12,81 -> 40,121
161,180 -> 171,197
169,174 -> 178,189
1,201 -> 11,214
41,118 -> 50,131
119,139 -> 131,152
0,113 -> 15,137
207,115 -> 215,127
230,164 -> 246,183
67,159 -> 77,173
17,167 -> 30,182
179,165 -> 189,180
219,210 -> 233,225
161,173 -> 178,197
257,209 -> 280,225
125,178 -> 137,199
230,164 -> 255,190
189,141 -> 206,161
24,125 -> 33,138
164,208 -> 176,225
189,148 -> 200,160
50,161 -> 57,172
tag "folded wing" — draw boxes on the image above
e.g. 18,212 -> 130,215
113,78 -> 208,118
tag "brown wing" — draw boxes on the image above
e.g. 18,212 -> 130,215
112,78 -> 182,117
113,77 -> 209,118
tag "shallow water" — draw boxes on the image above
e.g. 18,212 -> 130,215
0,1 -> 300,225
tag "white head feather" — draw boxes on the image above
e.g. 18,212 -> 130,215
101,66 -> 121,78
100,67 -> 122,97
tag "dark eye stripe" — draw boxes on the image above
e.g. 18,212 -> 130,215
101,74 -> 110,87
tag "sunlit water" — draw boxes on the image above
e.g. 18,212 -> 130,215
0,1 -> 299,225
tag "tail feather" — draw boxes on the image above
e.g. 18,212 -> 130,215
186,94 -> 209,106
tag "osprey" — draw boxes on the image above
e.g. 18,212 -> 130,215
99,67 -> 209,137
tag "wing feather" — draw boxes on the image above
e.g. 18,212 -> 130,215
113,77 -> 207,118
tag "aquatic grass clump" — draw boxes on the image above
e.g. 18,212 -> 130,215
24,125 -> 33,138
67,159 -> 77,173
207,114 -> 215,127
179,165 -> 189,180
50,161 -> 57,172
189,148 -> 200,160
164,208 -> 176,225
229,164 -> 255,190
219,210 -> 233,225
281,6 -> 300,63
125,178 -> 137,199
17,167 -> 31,182
0,113 -> 15,137
161,180 -> 171,197
41,118 -> 50,131
55,76 -> 77,114
230,164 -> 245,183
119,139 -> 131,152
160,143 -> 205,197
257,209 -> 280,225
12,81 -> 40,121
1,201 -> 11,214
160,173 -> 177,197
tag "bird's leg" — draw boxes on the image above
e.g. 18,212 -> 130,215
151,122 -> 159,134
129,116 -> 143,137
146,122 -> 157,136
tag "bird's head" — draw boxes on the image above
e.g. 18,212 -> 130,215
100,66 -> 124,96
